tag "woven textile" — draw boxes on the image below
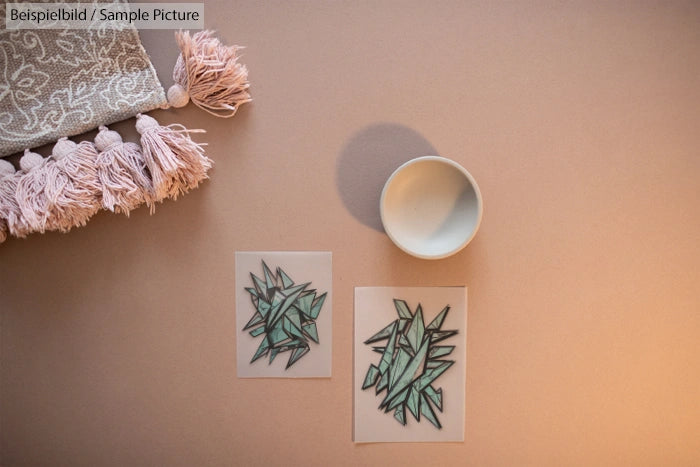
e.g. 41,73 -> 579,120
0,1 -> 166,158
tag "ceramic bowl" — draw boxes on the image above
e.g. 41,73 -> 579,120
380,156 -> 483,259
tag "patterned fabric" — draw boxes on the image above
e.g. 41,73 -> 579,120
0,1 -> 166,158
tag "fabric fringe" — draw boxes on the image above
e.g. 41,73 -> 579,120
2,115 -> 212,243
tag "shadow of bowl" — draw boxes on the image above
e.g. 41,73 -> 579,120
336,123 -> 437,232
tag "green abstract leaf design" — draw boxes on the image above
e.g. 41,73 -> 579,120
362,299 -> 457,429
244,261 -> 327,369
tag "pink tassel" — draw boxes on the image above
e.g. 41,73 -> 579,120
50,138 -> 102,231
95,126 -> 154,215
167,30 -> 251,117
0,159 -> 18,242
15,149 -> 65,234
7,152 -> 43,238
135,113 -> 212,202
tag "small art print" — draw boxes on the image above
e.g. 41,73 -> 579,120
354,287 -> 466,443
235,252 -> 332,378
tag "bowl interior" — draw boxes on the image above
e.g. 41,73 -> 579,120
381,157 -> 481,258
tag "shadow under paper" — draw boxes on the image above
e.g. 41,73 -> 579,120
336,123 -> 437,232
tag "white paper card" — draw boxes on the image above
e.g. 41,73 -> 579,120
236,251 -> 332,378
354,286 -> 466,443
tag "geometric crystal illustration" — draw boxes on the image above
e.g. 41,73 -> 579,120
361,299 -> 457,429
244,261 -> 327,370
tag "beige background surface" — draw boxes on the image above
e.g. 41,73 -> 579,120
1,1 -> 699,465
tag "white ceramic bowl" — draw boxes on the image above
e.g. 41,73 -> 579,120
380,156 -> 483,259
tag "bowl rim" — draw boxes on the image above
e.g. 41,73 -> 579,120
380,155 -> 483,260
